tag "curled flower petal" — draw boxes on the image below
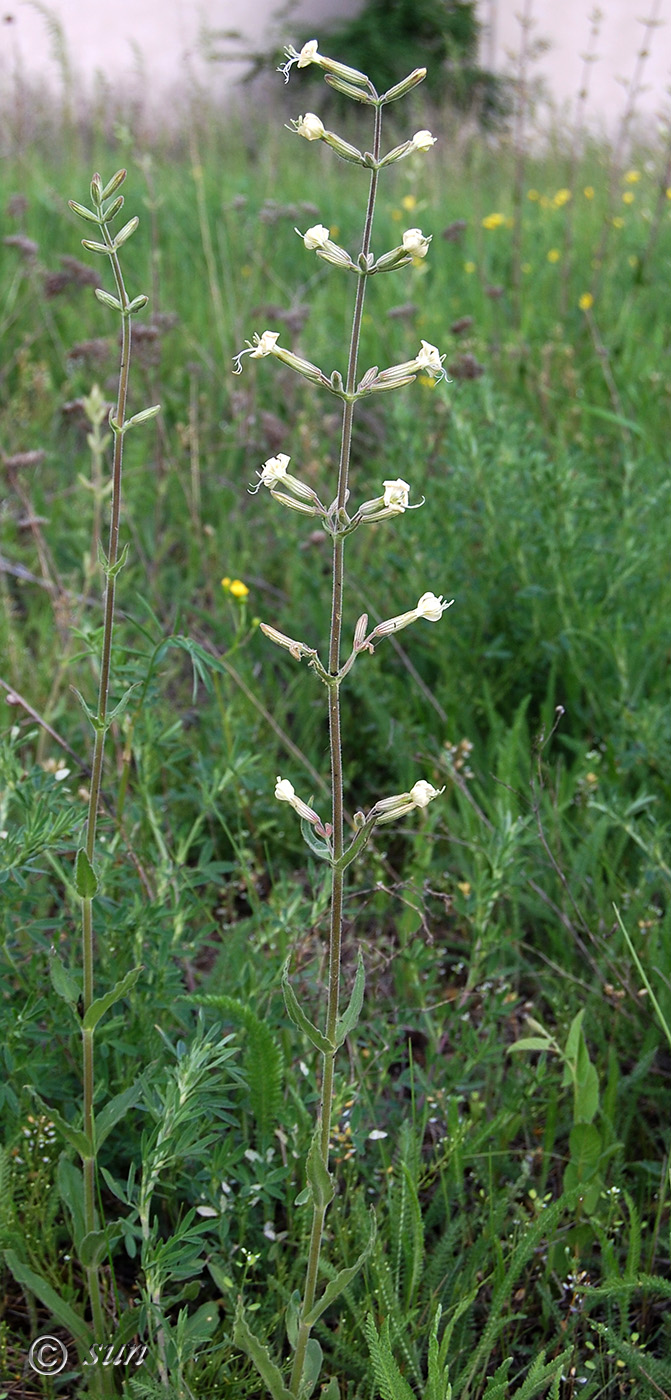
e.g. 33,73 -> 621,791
411,130 -> 437,151
415,591 -> 452,621
383,477 -> 410,511
402,228 -> 431,257
410,780 -> 443,807
303,223 -> 330,250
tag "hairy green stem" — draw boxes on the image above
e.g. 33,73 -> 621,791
289,102 -> 383,1399
80,214 -> 132,1379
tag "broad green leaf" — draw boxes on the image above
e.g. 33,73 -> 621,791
282,962 -> 334,1055
561,1011 -> 585,1084
4,1249 -> 92,1349
75,848 -> 98,899
29,1090 -> 91,1159
300,816 -> 333,863
334,949 -> 365,1048
306,1129 -> 334,1212
49,947 -> 81,1007
305,1209 -> 376,1327
95,1080 -> 143,1150
302,1337 -> 323,1398
233,1302 -> 294,1400
574,1039 -> 599,1123
83,965 -> 142,1031
79,1223 -> 123,1267
568,1122 -> 602,1171
321,1380 -> 340,1400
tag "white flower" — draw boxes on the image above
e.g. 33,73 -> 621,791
415,591 -> 451,621
233,329 -> 281,374
303,224 -> 330,250
295,113 -> 325,141
415,340 -> 445,378
259,453 -> 290,487
412,129 -> 437,151
402,228 -> 431,258
252,330 -> 280,357
410,780 -> 442,807
383,478 -> 410,511
275,777 -> 296,804
297,40 -> 320,68
274,775 -> 328,832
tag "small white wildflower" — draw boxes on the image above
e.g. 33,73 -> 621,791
275,775 -> 328,832
410,780 -> 442,807
259,453 -> 291,487
383,478 -> 410,511
303,223 -> 330,250
295,113 -> 325,141
233,329 -> 280,374
415,591 -> 451,621
54,766 -> 71,781
415,339 -> 446,379
368,1129 -> 388,1140
297,40 -> 320,68
412,129 -> 437,151
196,1205 -> 219,1218
402,228 -> 431,257
275,777 -> 297,804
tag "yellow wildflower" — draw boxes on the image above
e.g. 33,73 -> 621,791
624,170 -> 641,183
527,188 -> 540,201
464,260 -> 476,274
547,248 -> 560,263
578,292 -> 593,310
229,579 -> 249,599
481,212 -> 505,230
666,188 -> 671,200
553,188 -> 571,207
583,186 -> 595,199
330,224 -> 340,238
612,216 -> 624,228
221,577 -> 231,589
401,194 -> 418,211
418,374 -> 437,388
622,191 -> 635,204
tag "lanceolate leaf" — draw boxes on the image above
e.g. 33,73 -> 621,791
282,961 -> 334,1055
306,1129 -> 334,1212
49,946 -> 81,1007
305,1209 -> 376,1327
82,966 -> 143,1031
75,848 -> 98,899
233,1302 -> 294,1400
334,949 -> 365,1047
4,1249 -> 92,1349
95,1079 -> 144,1149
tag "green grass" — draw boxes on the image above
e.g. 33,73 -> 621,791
1,78 -> 671,1400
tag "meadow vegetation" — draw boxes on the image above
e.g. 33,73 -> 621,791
1,30 -> 671,1400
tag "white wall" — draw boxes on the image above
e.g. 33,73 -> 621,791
2,0 -> 671,131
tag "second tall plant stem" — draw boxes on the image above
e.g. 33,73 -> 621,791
81,224 -> 131,1381
290,102 -> 382,1398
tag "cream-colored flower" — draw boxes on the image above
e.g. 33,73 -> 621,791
259,454 -> 290,487
295,113 -> 325,141
415,591 -> 450,621
297,40 -> 320,68
275,777 -> 296,804
410,780 -> 442,807
411,130 -> 437,151
415,340 -> 445,377
233,330 -> 281,374
383,478 -> 411,511
402,227 -> 431,257
303,224 -> 330,250
274,775 -> 326,830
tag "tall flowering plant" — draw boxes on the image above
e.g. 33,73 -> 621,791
233,41 -> 450,1399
